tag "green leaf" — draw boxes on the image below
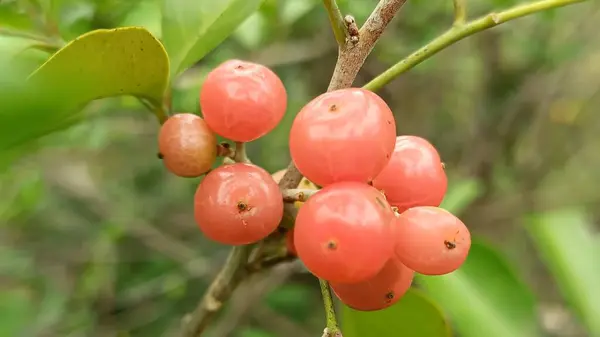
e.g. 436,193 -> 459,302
28,26 -> 168,106
161,0 -> 265,77
342,288 -> 451,337
417,240 -> 541,337
525,208 -> 600,336
0,27 -> 169,152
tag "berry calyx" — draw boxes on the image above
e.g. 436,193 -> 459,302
393,206 -> 471,275
293,182 -> 395,283
158,113 -> 217,177
194,163 -> 284,245
373,136 -> 447,212
331,256 -> 414,311
289,88 -> 396,187
199,59 -> 287,142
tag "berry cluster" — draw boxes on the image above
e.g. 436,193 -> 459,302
158,59 -> 288,245
157,59 -> 471,313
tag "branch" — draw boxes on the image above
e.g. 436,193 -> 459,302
180,245 -> 252,337
278,0 -> 408,191
363,0 -> 588,91
322,0 -> 348,46
328,0 -> 409,91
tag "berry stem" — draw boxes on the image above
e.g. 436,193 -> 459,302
180,245 -> 252,337
452,0 -> 467,25
319,279 -> 343,337
233,142 -> 251,164
322,0 -> 348,46
363,0 -> 588,92
281,188 -> 319,203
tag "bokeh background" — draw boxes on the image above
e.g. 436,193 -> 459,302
1,0 -> 600,336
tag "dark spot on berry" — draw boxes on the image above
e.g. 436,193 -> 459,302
386,153 -> 390,159
385,291 -> 394,302
326,240 -> 337,250
387,120 -> 392,125
235,64 -> 244,70
367,181 -> 373,186
237,201 -> 249,212
157,152 -> 164,159
444,240 -> 456,250
328,104 -> 338,112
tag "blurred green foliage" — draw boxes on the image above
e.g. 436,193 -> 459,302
1,0 -> 599,336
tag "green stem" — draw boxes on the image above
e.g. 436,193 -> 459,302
322,0 -> 348,46
363,0 -> 587,91
452,0 -> 467,25
319,279 -> 341,335
0,27 -> 50,42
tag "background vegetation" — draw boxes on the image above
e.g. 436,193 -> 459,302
1,0 -> 599,336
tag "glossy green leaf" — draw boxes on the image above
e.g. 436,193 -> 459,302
161,0 -> 265,77
342,288 -> 451,337
0,27 -> 168,152
525,208 -> 600,336
28,26 -> 168,106
417,240 -> 541,337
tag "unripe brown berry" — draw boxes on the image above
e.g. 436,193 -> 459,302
158,113 -> 217,177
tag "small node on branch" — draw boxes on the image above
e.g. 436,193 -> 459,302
281,188 -> 318,203
344,15 -> 359,44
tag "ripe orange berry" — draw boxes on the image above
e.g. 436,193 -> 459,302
158,113 -> 217,177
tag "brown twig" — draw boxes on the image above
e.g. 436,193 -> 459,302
180,245 -> 252,337
277,0 -> 408,191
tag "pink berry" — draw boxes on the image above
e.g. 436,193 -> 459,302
293,182 -> 395,283
199,59 -> 287,142
393,206 -> 471,275
373,136 -> 447,213
331,256 -> 414,311
194,163 -> 284,245
289,88 -> 396,187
